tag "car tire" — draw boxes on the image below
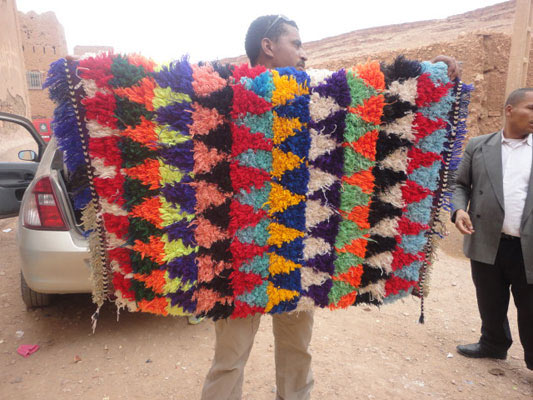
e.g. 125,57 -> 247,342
20,272 -> 51,308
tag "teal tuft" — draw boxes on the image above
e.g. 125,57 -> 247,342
236,149 -> 273,171
239,254 -> 270,278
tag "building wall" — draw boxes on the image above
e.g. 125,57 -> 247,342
74,45 -> 114,56
18,10 -> 68,119
0,0 -> 31,121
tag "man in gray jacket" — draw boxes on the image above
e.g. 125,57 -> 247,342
452,87 -> 533,371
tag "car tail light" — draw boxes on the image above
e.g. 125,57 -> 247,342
22,176 -> 68,230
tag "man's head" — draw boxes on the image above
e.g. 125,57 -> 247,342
504,88 -> 533,137
245,15 -> 307,70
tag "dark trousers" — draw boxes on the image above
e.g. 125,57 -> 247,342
471,236 -> 533,367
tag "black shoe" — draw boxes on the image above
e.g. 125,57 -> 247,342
456,343 -> 507,360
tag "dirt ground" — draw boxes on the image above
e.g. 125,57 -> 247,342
1,132 -> 532,399
0,215 -> 532,400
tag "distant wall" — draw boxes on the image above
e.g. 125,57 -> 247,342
0,0 -> 31,120
310,32 -> 533,139
18,10 -> 68,120
74,45 -> 114,56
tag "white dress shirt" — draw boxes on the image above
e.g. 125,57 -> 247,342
501,132 -> 532,237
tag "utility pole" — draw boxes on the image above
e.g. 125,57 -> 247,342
505,0 -> 533,98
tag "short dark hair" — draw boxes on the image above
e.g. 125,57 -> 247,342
245,15 -> 298,66
505,87 -> 533,106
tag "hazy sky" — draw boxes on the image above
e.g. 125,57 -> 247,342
17,0 -> 506,62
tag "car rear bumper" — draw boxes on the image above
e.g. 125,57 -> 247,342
17,224 -> 92,294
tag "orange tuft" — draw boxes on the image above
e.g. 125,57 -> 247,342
134,270 -> 166,294
355,61 -> 385,90
125,158 -> 161,190
346,205 -> 371,230
127,54 -> 157,72
336,236 -> 369,258
133,235 -> 166,265
120,116 -> 158,149
114,77 -> 156,111
131,197 -> 164,229
342,168 -> 375,194
329,292 -> 357,310
333,265 -> 364,288
347,129 -> 379,161
349,95 -> 385,125
137,297 -> 169,316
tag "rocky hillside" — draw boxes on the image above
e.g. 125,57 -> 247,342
224,1 -> 532,137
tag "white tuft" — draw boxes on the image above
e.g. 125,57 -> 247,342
309,129 -> 339,161
305,199 -> 335,229
309,92 -> 341,122
307,167 -> 338,194
303,236 -> 331,260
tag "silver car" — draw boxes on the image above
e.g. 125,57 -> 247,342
1,111 -> 91,307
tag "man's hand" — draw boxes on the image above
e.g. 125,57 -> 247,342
454,209 -> 474,235
431,55 -> 461,81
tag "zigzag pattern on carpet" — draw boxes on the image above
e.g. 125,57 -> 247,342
331,62 -> 383,308
300,69 -> 350,309
385,62 -> 453,302
265,67 -> 310,314
227,64 -> 274,318
356,57 -> 421,305
190,62 -> 235,319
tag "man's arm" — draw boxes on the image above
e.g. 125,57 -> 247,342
452,139 -> 475,234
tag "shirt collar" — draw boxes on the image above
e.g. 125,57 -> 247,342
501,131 -> 532,146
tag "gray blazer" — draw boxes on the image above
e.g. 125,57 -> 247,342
452,130 -> 533,283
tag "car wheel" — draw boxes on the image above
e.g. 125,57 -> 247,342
20,271 -> 51,308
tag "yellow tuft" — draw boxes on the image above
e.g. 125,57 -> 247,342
271,70 -> 309,106
159,161 -> 185,185
156,125 -> 191,145
152,86 -> 191,110
163,272 -> 195,294
271,148 -> 303,179
269,253 -> 301,275
264,282 -> 299,312
272,113 -> 303,144
264,182 -> 305,214
161,234 -> 198,262
165,304 -> 189,316
267,222 -> 304,247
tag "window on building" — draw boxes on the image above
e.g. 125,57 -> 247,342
27,71 -> 43,90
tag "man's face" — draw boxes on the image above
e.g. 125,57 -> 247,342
506,91 -> 533,135
269,24 -> 307,70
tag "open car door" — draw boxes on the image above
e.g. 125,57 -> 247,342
0,112 -> 46,219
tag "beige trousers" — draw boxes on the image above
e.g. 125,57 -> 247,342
201,311 -> 314,400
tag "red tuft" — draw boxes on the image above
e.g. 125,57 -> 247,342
232,63 -> 267,82
228,200 -> 267,236
231,300 -> 265,318
401,180 -> 432,204
82,92 -> 118,129
415,73 -> 454,108
103,213 -> 129,239
231,123 -> 272,157
412,113 -> 447,142
230,238 -> 269,269
407,147 -> 442,175
230,161 -> 271,192
231,84 -> 272,119
397,217 -> 429,236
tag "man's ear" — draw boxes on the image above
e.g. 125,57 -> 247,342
260,37 -> 275,59
505,104 -> 513,118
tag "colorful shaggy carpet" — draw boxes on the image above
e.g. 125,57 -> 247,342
45,54 -> 472,322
